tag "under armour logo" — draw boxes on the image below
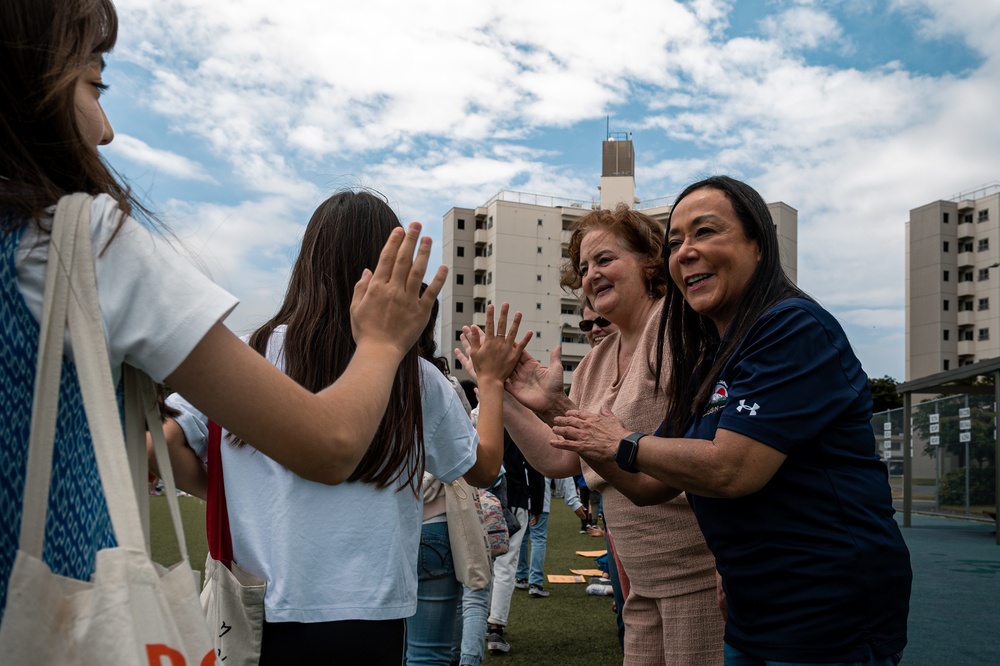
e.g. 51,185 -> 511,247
736,400 -> 760,416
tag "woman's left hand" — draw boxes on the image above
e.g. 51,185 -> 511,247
551,406 -> 629,463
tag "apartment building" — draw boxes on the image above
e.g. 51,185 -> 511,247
441,138 -> 798,387
906,184 -> 1000,380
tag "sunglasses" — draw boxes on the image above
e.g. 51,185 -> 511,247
579,316 -> 611,332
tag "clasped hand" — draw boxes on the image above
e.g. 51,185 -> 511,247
551,406 -> 628,464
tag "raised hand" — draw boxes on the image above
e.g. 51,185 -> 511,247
504,344 -> 571,422
464,303 -> 532,386
351,222 -> 447,358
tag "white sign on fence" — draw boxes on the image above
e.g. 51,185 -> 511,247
930,424 -> 940,434
883,422 -> 892,431
930,436 -> 940,446
930,413 -> 940,424
959,407 -> 971,418
884,451 -> 892,459
960,419 -> 971,430
883,441 -> 892,450
960,432 -> 972,443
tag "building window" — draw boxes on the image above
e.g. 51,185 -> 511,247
979,210 -> 990,222
456,274 -> 464,285
979,239 -> 990,251
561,306 -> 576,315
943,300 -> 949,311
476,219 -> 484,230
962,329 -> 974,341
455,330 -> 463,341
979,328 -> 990,341
561,248 -> 570,258
943,329 -> 950,341
457,246 -> 465,257
535,331 -> 541,338
487,216 -> 493,230
536,303 -> 542,310
474,274 -> 484,285
486,271 -> 492,285
457,218 -> 465,230
537,247 -> 543,253
474,301 -> 486,313
456,302 -> 464,313
537,218 -> 543,226
944,359 -> 950,371
536,274 -> 542,281
962,299 -> 974,311
980,298 -> 990,311
943,270 -> 949,282
979,268 -> 990,281
962,271 -> 974,282
962,242 -> 973,252
943,241 -> 949,252
487,243 -> 493,257
943,212 -> 950,224
964,214 -> 973,223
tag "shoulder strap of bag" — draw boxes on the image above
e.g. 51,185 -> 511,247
206,421 -> 234,568
19,193 -> 189,561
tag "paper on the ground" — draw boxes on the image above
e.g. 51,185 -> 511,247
571,569 -> 607,577
547,574 -> 586,584
575,550 -> 607,557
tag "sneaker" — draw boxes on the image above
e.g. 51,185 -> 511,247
514,578 -> 529,590
528,584 -> 550,598
586,583 -> 614,596
486,627 -> 510,654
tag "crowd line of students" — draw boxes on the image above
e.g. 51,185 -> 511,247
1,1 -> 912,665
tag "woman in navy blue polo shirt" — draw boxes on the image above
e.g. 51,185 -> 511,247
551,175 -> 911,665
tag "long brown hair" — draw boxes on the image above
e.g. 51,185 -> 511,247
240,190 -> 426,494
0,0 -> 142,230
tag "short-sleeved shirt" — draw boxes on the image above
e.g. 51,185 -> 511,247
168,331 -> 479,623
681,298 -> 911,662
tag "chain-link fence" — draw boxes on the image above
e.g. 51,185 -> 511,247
872,395 -> 997,521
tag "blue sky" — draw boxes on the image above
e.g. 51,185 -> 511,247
100,0 -> 1000,381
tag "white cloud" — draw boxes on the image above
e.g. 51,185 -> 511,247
760,7 -> 844,51
105,134 -> 216,183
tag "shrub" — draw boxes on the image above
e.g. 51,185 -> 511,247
938,467 -> 996,505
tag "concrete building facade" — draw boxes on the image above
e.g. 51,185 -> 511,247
441,139 -> 798,387
906,184 -> 1000,381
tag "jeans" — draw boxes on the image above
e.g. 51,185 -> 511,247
451,582 -> 491,666
515,511 -> 548,587
406,522 -> 462,665
487,506 -> 529,627
723,642 -> 904,666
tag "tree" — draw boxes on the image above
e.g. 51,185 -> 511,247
869,375 -> 902,414
911,380 -> 996,468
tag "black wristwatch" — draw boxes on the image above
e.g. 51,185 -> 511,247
615,432 -> 645,473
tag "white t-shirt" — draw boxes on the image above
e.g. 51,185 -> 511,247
168,329 -> 479,623
15,194 -> 238,381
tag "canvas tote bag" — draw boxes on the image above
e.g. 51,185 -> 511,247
0,194 -> 216,665
444,478 -> 492,591
200,421 -> 266,665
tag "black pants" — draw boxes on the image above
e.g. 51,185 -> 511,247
259,618 -> 406,665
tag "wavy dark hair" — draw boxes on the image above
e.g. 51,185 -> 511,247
239,191 -> 425,494
658,175 -> 807,436
559,203 -> 667,300
0,0 -> 143,231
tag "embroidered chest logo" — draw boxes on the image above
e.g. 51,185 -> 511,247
736,399 -> 760,416
703,381 -> 729,416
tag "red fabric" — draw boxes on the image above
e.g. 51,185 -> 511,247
206,421 -> 233,568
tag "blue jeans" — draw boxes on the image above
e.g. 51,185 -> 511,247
724,642 -> 903,666
406,522 -> 462,665
451,582 -> 491,666
515,511 -> 548,587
